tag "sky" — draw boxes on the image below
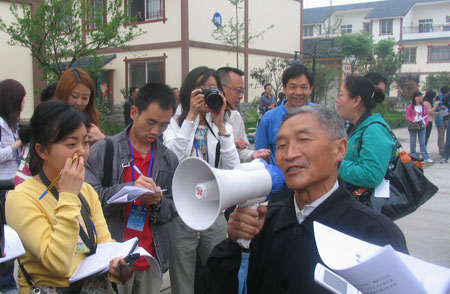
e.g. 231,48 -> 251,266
304,0 -> 383,9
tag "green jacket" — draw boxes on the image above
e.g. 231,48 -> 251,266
338,113 -> 397,189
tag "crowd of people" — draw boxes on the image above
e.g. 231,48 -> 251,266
0,63 -> 448,293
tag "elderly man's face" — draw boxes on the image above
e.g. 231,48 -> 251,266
275,113 -> 346,192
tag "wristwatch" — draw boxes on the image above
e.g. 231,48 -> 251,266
218,132 -> 231,137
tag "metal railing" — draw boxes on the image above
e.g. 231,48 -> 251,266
403,24 -> 450,34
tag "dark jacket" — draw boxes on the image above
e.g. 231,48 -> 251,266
198,184 -> 408,294
123,98 -> 134,126
85,126 -> 179,273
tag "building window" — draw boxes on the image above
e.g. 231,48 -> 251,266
428,46 -> 450,63
363,22 -> 371,33
304,25 -> 314,37
402,47 -> 416,63
380,19 -> 393,35
129,0 -> 165,22
418,19 -> 433,33
341,25 -> 352,34
126,57 -> 166,90
87,0 -> 106,30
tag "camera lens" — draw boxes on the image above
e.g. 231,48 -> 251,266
206,93 -> 223,111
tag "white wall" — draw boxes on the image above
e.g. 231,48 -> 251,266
0,1 -> 35,119
372,18 -> 402,42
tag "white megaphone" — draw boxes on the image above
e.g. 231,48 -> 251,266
172,157 -> 285,236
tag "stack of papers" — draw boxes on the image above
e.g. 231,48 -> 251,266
314,222 -> 450,294
0,225 -> 25,263
107,186 -> 166,204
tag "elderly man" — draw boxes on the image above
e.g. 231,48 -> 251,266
198,105 -> 408,294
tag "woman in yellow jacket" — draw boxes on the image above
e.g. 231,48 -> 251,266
6,100 -> 132,293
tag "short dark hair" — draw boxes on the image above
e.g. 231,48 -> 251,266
40,82 -> 57,102
344,75 -> 385,111
19,100 -> 89,175
441,85 -> 450,94
0,79 -> 26,128
217,67 -> 244,85
264,83 -> 273,89
135,83 -> 177,115
282,65 -> 314,88
278,92 -> 286,99
364,72 -> 387,87
130,87 -> 138,96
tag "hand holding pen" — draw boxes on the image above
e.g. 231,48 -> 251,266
133,166 -> 164,206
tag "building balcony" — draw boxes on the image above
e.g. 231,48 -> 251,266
402,24 -> 450,41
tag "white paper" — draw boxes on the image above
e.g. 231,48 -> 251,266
374,179 -> 390,198
69,237 -> 161,283
107,186 -> 167,204
314,222 -> 450,294
0,225 -> 26,263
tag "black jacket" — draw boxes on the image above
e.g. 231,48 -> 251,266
198,184 -> 408,294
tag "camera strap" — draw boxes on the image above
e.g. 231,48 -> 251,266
199,113 -> 221,168
38,170 -> 97,256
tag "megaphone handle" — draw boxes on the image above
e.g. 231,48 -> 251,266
236,203 -> 259,249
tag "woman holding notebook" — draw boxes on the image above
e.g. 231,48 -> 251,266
5,100 -> 133,293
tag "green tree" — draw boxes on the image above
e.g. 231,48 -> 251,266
425,72 -> 450,91
211,0 -> 273,69
249,57 -> 290,98
304,63 -> 338,106
0,0 -> 143,81
337,32 -> 373,74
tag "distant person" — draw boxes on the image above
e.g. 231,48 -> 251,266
40,82 -> 57,102
436,85 -> 450,156
439,85 -> 450,164
172,87 -> 180,106
423,90 -> 440,146
124,86 -> 139,126
258,83 -> 276,117
255,65 -> 315,165
217,66 -> 270,163
364,72 -> 387,92
276,92 -> 286,106
55,68 -> 105,144
405,91 -> 432,162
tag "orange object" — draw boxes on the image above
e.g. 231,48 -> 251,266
400,151 -> 411,163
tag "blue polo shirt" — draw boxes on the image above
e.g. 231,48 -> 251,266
255,100 -> 314,165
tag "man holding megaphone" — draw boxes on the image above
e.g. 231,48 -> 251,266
197,105 -> 409,294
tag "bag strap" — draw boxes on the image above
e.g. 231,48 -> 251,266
38,170 -> 97,256
199,113 -> 221,168
102,137 -> 114,187
357,121 -> 402,154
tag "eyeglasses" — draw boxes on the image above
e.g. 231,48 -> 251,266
223,84 -> 245,95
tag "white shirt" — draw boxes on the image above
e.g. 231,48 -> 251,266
228,110 -> 254,163
294,181 -> 339,224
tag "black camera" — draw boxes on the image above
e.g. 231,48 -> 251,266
199,88 -> 223,111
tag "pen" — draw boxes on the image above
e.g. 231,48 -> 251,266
133,165 -> 144,176
39,155 -> 79,200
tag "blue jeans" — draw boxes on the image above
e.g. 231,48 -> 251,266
409,128 -> 430,159
442,119 -> 450,159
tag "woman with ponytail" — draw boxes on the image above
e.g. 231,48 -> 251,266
336,75 -> 397,197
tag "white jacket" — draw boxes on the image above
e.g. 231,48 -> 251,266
0,117 -> 20,179
163,111 -> 240,170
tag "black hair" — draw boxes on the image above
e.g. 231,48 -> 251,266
130,87 -> 138,96
18,100 -> 90,176
40,82 -> 57,102
217,67 -> 244,84
135,83 -> 177,115
178,66 -> 223,126
282,65 -> 314,87
364,72 -> 387,87
344,75 -> 385,111
411,91 -> 423,106
278,92 -> 286,99
264,83 -> 273,89
0,79 -> 26,129
441,85 -> 450,94
423,90 -> 437,104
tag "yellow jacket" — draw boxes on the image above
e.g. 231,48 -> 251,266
6,177 -> 113,292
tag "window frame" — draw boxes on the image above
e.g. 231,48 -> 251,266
125,0 -> 167,24
380,19 -> 393,35
363,22 -> 371,33
124,55 -> 167,91
428,46 -> 450,63
86,0 -> 107,31
340,24 -> 352,34
402,47 -> 417,64
304,25 -> 314,37
418,19 -> 433,33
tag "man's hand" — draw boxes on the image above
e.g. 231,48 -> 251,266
268,104 -> 276,110
109,257 -> 134,284
227,205 -> 267,243
134,176 -> 163,205
251,149 -> 271,162
235,137 -> 248,149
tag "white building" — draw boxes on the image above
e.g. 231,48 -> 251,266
304,0 -> 450,91
0,0 -> 301,119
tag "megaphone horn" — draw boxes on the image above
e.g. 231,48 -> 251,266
172,157 -> 284,232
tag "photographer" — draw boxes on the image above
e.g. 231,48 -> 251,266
163,66 -> 239,294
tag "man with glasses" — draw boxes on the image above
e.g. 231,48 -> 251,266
217,67 -> 270,163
